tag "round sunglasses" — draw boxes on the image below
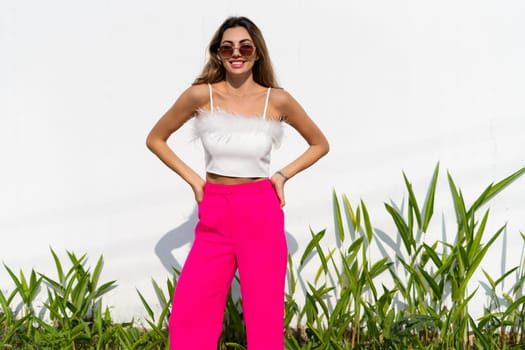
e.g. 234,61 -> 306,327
218,44 -> 256,58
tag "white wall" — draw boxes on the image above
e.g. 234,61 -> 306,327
1,0 -> 524,322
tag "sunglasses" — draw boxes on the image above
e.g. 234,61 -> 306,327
218,44 -> 256,58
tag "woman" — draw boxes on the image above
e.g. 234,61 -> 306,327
146,16 -> 329,350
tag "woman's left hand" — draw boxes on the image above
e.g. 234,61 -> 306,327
270,172 -> 287,207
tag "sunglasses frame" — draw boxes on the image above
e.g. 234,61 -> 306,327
217,44 -> 256,59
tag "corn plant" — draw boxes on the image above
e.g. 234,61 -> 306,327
38,248 -> 116,346
506,231 -> 525,343
474,231 -> 525,348
284,194 -> 394,349
1,165 -> 524,349
0,264 -> 42,345
135,268 -> 248,349
136,271 -> 178,349
441,167 -> 523,348
386,164 -> 440,320
385,164 -> 525,348
282,164 -> 525,349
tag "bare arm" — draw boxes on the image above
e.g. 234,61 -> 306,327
146,85 -> 209,202
270,90 -> 330,206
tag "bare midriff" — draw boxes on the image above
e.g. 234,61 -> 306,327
206,172 -> 266,185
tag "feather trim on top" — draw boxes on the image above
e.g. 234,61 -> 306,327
192,109 -> 283,148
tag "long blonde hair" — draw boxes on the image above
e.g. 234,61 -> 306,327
193,17 -> 279,88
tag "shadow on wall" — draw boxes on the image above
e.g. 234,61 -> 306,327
154,205 -> 299,273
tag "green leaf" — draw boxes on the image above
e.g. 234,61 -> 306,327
94,280 -> 117,299
333,189 -> 345,242
307,282 -> 333,319
312,231 -> 329,279
422,243 -> 442,268
403,171 -> 422,229
73,273 -> 90,315
447,172 -> 469,236
361,200 -> 374,244
494,266 -> 518,287
152,278 -> 167,307
4,265 -> 27,303
482,269 -> 496,289
461,225 -> 506,293
503,295 -> 525,318
314,248 -> 335,283
467,209 -> 490,262
329,288 -> 351,326
49,247 -> 65,284
343,194 -> 358,233
368,257 -> 390,278
287,254 -> 296,295
137,289 -> 155,321
92,254 -> 104,290
468,166 -> 525,216
300,229 -> 326,266
422,162 -> 439,232
0,289 -> 13,324
385,203 -> 413,254
419,268 -> 442,299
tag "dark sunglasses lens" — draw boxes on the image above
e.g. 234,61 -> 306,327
239,45 -> 254,57
219,46 -> 234,57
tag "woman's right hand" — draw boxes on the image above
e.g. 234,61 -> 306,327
192,179 -> 206,204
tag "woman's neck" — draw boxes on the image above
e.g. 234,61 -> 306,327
223,75 -> 260,96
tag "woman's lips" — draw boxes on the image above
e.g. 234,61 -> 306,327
229,60 -> 245,68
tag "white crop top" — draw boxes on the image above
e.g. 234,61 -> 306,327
193,84 -> 283,178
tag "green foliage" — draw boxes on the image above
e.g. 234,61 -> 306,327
283,163 -> 525,349
0,249 -> 164,349
0,164 -> 524,349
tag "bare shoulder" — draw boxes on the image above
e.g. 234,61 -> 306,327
268,88 -> 327,149
269,88 -> 306,122
270,87 -> 296,107
179,83 -> 211,111
157,84 -> 211,125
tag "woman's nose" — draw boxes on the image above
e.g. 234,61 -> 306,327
231,47 -> 241,57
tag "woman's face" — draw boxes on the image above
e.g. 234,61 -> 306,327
218,26 -> 257,77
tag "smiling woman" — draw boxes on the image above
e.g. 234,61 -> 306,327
146,16 -> 329,350
193,16 -> 278,88
218,29 -> 257,72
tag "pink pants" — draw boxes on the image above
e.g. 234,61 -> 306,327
169,179 -> 287,350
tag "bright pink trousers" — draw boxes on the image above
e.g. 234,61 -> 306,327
169,179 -> 287,349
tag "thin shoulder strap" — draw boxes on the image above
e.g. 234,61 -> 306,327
262,87 -> 271,119
208,83 -> 214,111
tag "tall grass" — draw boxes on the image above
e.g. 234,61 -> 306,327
0,164 -> 524,349
283,164 -> 525,349
0,249 -> 160,349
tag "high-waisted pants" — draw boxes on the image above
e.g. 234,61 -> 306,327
169,179 -> 288,350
